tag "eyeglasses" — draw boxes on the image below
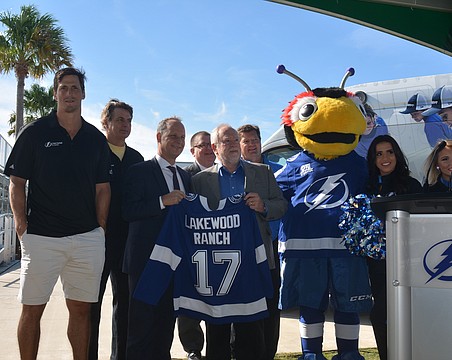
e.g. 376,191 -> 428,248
220,138 -> 239,146
193,143 -> 211,149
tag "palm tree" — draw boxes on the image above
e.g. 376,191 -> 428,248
0,5 -> 73,138
8,83 -> 56,136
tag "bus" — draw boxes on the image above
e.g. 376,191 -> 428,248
262,73 -> 452,183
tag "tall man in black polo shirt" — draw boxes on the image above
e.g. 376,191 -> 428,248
89,99 -> 144,360
4,67 -> 111,360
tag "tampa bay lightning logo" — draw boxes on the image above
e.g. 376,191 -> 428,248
185,193 -> 198,202
304,173 -> 349,213
423,239 -> 452,284
228,193 -> 244,204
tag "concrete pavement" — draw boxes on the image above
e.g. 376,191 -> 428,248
0,261 -> 376,359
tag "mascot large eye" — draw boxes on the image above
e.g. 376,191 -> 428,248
351,96 -> 367,118
290,96 -> 318,123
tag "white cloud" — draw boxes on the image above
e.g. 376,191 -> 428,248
192,101 -> 227,126
0,83 -> 163,161
348,27 -> 400,53
126,121 -> 157,160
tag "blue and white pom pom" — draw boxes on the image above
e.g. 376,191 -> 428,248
338,194 -> 386,260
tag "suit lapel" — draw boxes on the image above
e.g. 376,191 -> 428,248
176,165 -> 192,193
150,157 -> 169,193
243,161 -> 256,193
210,164 -> 222,202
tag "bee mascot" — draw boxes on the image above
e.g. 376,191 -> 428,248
275,65 -> 372,360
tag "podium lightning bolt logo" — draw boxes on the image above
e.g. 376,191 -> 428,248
423,239 -> 452,284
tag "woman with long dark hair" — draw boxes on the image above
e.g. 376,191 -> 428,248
366,135 -> 422,360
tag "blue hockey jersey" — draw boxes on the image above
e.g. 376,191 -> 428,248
133,194 -> 273,324
276,151 -> 368,258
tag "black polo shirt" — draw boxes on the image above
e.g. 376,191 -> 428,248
105,145 -> 143,269
4,111 -> 110,237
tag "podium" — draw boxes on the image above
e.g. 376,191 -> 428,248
371,193 -> 452,360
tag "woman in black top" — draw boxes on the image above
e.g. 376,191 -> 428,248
424,140 -> 452,193
366,135 -> 422,360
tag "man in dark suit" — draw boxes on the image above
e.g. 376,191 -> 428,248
178,130 -> 215,360
89,99 -> 144,360
184,130 -> 215,175
122,116 -> 190,360
191,124 -> 287,360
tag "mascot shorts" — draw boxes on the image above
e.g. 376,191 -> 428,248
279,256 -> 372,312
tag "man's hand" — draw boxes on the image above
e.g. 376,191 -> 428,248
15,219 -> 27,239
9,175 -> 28,239
244,192 -> 265,214
162,190 -> 185,206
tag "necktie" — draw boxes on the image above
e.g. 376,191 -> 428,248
167,166 -> 180,190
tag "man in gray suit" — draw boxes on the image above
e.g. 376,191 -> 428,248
191,124 -> 287,360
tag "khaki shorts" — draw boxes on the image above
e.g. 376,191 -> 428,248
18,227 -> 105,305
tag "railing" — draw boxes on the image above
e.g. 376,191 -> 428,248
0,213 -> 15,266
0,134 -> 15,265
0,134 -> 12,170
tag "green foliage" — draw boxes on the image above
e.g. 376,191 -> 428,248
273,348 -> 380,359
0,4 -> 72,136
172,348 -> 380,360
0,5 -> 73,77
8,83 -> 56,136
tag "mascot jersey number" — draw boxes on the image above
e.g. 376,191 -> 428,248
275,65 -> 372,360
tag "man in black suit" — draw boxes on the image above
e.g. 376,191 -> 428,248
184,130 -> 216,175
122,116 -> 190,359
89,99 -> 144,360
178,130 -> 215,360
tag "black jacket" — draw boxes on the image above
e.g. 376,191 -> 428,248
106,145 -> 144,269
122,157 -> 191,279
367,172 -> 422,197
426,177 -> 451,193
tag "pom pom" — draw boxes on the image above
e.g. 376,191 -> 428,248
338,194 -> 386,260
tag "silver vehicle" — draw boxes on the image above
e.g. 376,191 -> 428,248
262,72 -> 452,182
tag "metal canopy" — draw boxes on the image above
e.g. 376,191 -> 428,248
270,0 -> 452,56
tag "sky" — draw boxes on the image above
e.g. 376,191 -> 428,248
0,0 -> 451,161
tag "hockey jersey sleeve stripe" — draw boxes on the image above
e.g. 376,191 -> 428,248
255,243 -> 267,264
133,260 -> 174,305
150,244 -> 181,271
174,295 -> 268,318
280,237 -> 345,252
